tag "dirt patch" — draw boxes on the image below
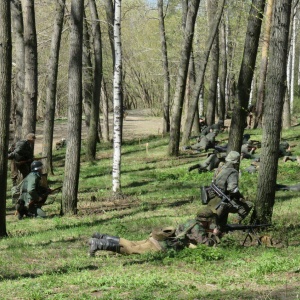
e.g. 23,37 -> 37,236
34,109 -> 163,155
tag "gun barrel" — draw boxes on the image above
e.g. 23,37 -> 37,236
225,224 -> 272,232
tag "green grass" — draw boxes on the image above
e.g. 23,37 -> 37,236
1,129 -> 300,299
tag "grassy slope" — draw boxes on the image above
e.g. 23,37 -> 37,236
1,127 -> 300,300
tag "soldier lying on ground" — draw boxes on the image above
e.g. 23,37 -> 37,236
88,208 -> 222,256
182,129 -> 219,152
188,152 -> 226,173
200,119 -> 225,136
276,183 -> 300,191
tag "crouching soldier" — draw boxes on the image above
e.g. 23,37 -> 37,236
207,151 -> 253,229
88,208 -> 221,257
15,161 -> 51,220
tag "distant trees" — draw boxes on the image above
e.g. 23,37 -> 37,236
0,0 -> 12,237
42,0 -> 66,175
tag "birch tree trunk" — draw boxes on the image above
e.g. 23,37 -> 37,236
11,0 -> 24,142
21,0 -> 37,138
112,0 -> 123,193
252,0 -> 292,224
62,0 -> 84,215
158,0 -> 170,134
168,0 -> 200,156
86,0 -> 103,160
0,0 -> 11,237
42,0 -> 65,175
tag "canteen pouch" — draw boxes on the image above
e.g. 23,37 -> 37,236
200,186 -> 215,205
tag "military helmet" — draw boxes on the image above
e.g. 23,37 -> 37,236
243,134 -> 251,141
281,141 -> 289,149
196,208 -> 215,221
31,160 -> 43,171
225,151 -> 240,163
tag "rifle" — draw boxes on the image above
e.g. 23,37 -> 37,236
223,223 -> 272,246
29,186 -> 63,208
210,182 -> 240,210
15,156 -> 47,166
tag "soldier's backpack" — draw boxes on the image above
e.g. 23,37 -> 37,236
200,185 -> 215,205
151,226 -> 176,241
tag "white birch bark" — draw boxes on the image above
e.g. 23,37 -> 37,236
112,0 -> 122,193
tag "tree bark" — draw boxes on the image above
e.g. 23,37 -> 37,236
62,0 -> 84,215
168,0 -> 200,156
206,0 -> 219,126
218,17 -> 227,121
252,0 -> 292,224
112,0 -> 123,193
21,0 -> 37,139
0,0 -> 12,237
10,0 -> 24,142
158,0 -> 170,134
42,0 -> 65,175
181,0 -> 225,145
227,0 -> 265,153
254,0 -> 274,129
86,0 -> 103,160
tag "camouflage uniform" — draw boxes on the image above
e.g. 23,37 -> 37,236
188,152 -> 226,173
8,133 -> 35,180
88,208 -> 219,256
207,151 -> 253,229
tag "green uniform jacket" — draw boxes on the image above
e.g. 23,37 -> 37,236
19,171 -> 43,206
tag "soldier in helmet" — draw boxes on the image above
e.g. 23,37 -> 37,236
15,160 -> 51,220
88,208 -> 221,257
8,133 -> 36,183
207,151 -> 253,229
188,152 -> 226,173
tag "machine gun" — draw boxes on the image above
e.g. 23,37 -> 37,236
15,156 -> 47,166
210,183 -> 240,210
223,223 -> 272,246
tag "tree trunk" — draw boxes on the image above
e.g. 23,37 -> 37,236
218,17 -> 227,121
227,0 -> 265,153
11,0 -> 24,142
21,0 -> 37,139
206,0 -> 219,126
86,0 -> 103,161
101,78 -> 110,142
112,0 -> 123,193
181,0 -> 225,145
62,0 -> 84,215
0,0 -> 11,238
254,0 -> 274,129
158,0 -> 170,134
252,0 -> 292,224
168,0 -> 200,156
82,12 -> 93,129
42,0 -> 65,175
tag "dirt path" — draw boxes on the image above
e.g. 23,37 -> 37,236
34,109 -> 162,155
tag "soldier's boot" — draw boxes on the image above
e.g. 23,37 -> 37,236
89,238 -> 120,257
92,232 -> 120,244
188,164 -> 200,172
